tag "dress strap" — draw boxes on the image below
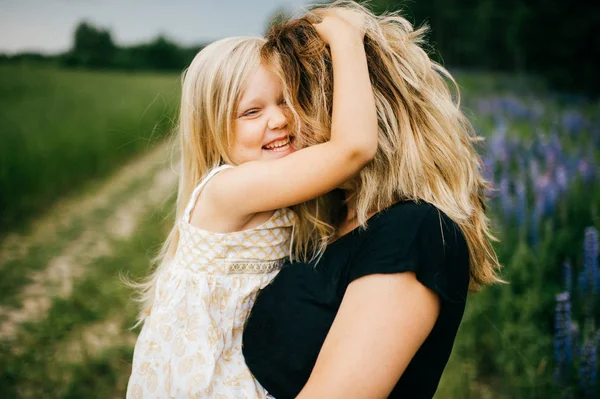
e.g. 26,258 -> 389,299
183,164 -> 234,223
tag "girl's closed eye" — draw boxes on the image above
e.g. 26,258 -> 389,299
240,108 -> 261,118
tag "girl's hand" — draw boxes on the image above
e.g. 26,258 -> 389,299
311,8 -> 366,45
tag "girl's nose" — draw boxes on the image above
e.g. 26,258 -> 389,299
268,107 -> 288,130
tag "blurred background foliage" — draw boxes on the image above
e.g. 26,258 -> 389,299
0,1 -> 598,398
1,0 -> 597,96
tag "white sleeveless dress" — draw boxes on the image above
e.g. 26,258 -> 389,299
126,165 -> 295,399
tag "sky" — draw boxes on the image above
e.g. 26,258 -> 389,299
0,0 -> 317,54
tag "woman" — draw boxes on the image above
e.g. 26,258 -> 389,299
242,2 -> 502,398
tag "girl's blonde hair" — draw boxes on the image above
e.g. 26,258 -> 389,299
130,36 -> 335,324
262,0 -> 502,290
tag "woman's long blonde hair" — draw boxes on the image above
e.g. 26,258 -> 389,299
262,0 -> 502,290
130,36 -> 335,324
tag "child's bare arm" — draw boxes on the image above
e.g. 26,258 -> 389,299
210,10 -> 377,218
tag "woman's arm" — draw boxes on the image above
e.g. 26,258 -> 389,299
207,11 -> 378,217
296,272 -> 441,399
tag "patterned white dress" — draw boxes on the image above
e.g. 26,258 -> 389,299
126,165 -> 295,398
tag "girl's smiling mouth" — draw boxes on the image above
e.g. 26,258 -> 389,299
262,136 -> 294,152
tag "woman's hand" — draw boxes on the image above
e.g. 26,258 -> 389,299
311,8 -> 366,45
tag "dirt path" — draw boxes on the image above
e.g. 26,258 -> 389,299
0,141 -> 178,340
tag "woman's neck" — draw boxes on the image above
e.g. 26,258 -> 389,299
335,190 -> 377,239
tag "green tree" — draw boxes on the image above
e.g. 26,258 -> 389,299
145,36 -> 186,70
64,22 -> 116,68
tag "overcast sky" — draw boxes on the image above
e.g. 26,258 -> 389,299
0,0 -> 318,54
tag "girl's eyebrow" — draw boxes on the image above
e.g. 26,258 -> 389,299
238,92 -> 282,110
237,99 -> 261,110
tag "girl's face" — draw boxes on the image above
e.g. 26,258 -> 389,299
231,64 -> 296,164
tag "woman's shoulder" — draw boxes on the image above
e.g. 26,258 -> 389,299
366,200 -> 437,236
371,200 -> 461,234
378,199 -> 434,219
368,200 -> 467,262
351,200 -> 470,302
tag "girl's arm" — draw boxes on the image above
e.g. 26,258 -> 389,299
206,11 -> 377,219
296,272 -> 441,399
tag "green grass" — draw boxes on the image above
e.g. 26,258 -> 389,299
0,189 -> 175,398
0,154 -> 167,310
0,64 -> 179,232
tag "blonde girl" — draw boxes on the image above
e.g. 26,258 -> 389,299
126,9 -> 376,399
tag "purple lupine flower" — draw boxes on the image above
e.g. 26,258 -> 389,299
545,146 -> 558,171
479,95 -> 597,243
578,159 -> 593,182
555,165 -> 569,193
555,292 -> 574,381
535,173 -> 551,193
489,126 -> 507,161
583,227 -> 599,295
579,228 -> 599,297
529,159 -> 540,182
503,96 -> 530,119
562,110 -> 589,135
533,173 -> 552,218
550,131 -> 562,153
579,337 -> 598,398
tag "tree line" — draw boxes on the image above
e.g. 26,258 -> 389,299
63,23 -> 204,71
0,22 -> 204,73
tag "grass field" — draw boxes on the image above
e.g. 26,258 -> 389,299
0,64 -> 180,233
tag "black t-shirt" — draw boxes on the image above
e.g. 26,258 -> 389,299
242,200 -> 470,399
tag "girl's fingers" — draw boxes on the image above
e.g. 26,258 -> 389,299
310,8 -> 366,44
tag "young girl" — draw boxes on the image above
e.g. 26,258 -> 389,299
126,10 -> 376,399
